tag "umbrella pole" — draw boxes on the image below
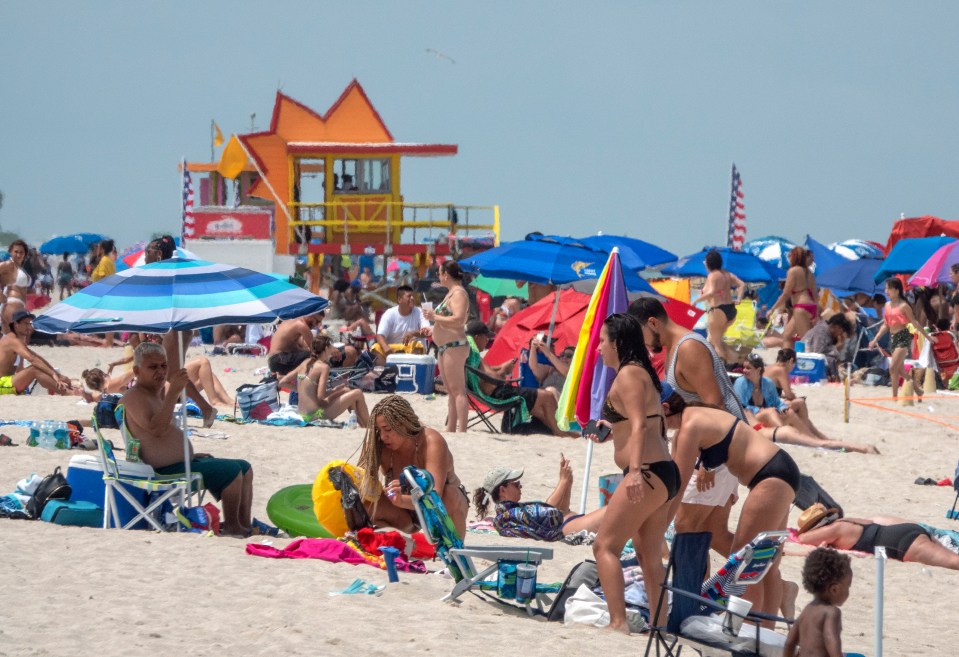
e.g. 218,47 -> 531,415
546,287 -> 562,342
578,440 -> 594,515
175,335 -> 192,509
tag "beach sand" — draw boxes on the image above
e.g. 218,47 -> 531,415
1,344 -> 958,656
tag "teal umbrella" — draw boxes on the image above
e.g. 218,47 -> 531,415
470,274 -> 528,300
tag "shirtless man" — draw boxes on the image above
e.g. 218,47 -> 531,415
266,312 -> 324,375
697,249 -> 746,364
629,298 -> 745,556
122,342 -> 253,537
0,310 -> 74,395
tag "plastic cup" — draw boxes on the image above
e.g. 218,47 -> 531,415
421,302 -> 433,312
795,341 -> 805,353
723,595 -> 753,637
378,546 -> 400,583
515,563 -> 537,603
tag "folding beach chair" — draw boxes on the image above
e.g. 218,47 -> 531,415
645,531 -> 793,657
92,407 -> 204,531
928,329 -> 959,382
404,466 -> 557,616
723,300 -> 767,359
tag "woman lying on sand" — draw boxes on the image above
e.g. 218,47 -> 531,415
471,454 -> 604,541
797,507 -> 959,570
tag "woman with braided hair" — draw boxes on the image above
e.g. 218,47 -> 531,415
356,395 -> 468,539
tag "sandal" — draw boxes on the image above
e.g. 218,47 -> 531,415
0,434 -> 17,447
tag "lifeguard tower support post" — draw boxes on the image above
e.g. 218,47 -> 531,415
183,80 -> 499,289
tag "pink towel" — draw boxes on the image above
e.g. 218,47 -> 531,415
246,538 -> 427,573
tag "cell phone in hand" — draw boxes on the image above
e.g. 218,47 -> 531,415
583,420 -> 612,443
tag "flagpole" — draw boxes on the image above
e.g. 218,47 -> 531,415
210,119 -> 215,162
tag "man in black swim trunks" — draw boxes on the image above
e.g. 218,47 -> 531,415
266,312 -> 325,376
122,342 -> 254,537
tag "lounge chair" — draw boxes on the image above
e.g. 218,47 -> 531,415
403,466 -> 556,615
645,530 -> 793,657
464,365 -> 530,433
92,406 -> 204,531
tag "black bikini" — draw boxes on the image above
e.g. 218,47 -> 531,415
603,397 -> 680,501
698,418 -> 738,470
697,418 -> 800,494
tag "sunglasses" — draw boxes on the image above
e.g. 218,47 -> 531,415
506,480 -> 522,490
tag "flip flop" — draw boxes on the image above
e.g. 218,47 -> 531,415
0,434 -> 17,447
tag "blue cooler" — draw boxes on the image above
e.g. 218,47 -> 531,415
66,454 -> 156,529
790,353 -> 827,383
385,354 -> 436,394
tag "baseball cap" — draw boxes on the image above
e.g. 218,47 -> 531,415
659,381 -> 675,403
11,310 -> 35,324
482,466 -> 524,494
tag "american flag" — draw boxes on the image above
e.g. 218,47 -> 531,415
726,164 -> 745,250
181,158 -> 195,241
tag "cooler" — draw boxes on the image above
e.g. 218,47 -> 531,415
385,354 -> 436,394
66,454 -> 156,529
790,353 -> 827,383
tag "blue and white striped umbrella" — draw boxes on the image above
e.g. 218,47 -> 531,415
34,258 -> 328,334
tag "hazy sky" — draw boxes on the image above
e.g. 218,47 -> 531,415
2,2 -> 958,258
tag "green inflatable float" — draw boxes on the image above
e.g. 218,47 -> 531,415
266,484 -> 334,538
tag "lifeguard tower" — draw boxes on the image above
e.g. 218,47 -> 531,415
183,80 -> 499,287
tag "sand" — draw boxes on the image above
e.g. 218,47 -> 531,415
1,343 -> 958,656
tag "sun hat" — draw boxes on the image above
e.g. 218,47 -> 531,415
482,466 -> 524,495
797,502 -> 841,533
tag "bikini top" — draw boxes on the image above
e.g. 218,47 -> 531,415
698,418 -> 739,471
601,397 -> 666,439
14,267 -> 31,288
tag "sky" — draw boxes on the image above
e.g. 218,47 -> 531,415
3,2 -> 959,259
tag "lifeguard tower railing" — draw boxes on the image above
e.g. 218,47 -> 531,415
287,200 -> 500,256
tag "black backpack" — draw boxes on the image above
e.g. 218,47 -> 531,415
26,467 -> 73,519
328,466 -> 372,531
547,559 -> 599,622
95,394 -> 122,429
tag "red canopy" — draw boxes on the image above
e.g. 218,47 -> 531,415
485,290 -> 704,364
886,215 -> 959,252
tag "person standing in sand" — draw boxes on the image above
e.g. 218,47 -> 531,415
770,246 -> 820,350
629,297 -> 745,557
784,548 -> 853,657
697,249 -> 746,364
422,261 -> 470,433
122,342 -> 254,537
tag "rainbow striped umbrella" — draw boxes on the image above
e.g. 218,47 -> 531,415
555,248 -> 629,512
34,257 -> 328,334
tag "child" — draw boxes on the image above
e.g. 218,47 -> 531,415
784,547 -> 853,657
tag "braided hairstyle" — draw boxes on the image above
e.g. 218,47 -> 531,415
356,395 -> 424,501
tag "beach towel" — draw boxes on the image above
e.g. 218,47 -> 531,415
245,537 -> 428,573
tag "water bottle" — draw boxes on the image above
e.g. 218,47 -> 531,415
346,411 -> 358,430
40,421 -> 56,450
27,421 -> 39,447
54,421 -> 69,449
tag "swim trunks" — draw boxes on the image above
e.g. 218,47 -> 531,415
0,375 -> 18,396
155,456 -> 252,501
267,350 -> 310,376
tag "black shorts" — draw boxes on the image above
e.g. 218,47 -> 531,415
490,383 -> 538,410
267,351 -> 310,376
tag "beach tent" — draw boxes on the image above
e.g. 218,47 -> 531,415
873,236 -> 957,283
885,215 -> 959,252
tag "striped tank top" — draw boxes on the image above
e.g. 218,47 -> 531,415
665,332 -> 746,421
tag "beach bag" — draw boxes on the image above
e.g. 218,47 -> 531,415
235,378 -> 280,420
26,467 -> 72,519
312,460 -> 367,537
95,393 -> 122,429
374,365 -> 399,393
328,465 -> 373,532
547,559 -> 599,622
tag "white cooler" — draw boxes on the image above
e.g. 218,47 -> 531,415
385,354 -> 436,394
66,454 -> 156,529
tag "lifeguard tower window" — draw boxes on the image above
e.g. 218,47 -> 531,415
293,158 -> 326,204
334,158 -> 391,194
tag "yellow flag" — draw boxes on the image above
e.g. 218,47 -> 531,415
213,122 -> 224,147
217,135 -> 248,179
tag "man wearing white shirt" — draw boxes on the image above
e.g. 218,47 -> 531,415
371,285 -> 429,365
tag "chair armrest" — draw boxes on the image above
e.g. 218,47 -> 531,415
466,365 -> 521,386
661,584 -> 793,625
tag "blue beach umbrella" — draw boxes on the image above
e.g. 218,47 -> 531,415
804,235 -> 853,275
459,237 -> 658,294
816,258 -> 886,297
662,247 -> 785,283
742,235 -> 797,271
39,232 -> 106,255
569,233 -> 677,269
873,236 -> 958,283
34,258 -> 329,334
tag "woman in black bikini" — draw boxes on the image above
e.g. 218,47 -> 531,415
665,393 -> 801,624
698,249 -> 746,364
356,395 -> 469,540
585,313 -> 680,634
798,511 -> 959,570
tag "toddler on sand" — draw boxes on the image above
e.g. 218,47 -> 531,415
784,547 -> 854,657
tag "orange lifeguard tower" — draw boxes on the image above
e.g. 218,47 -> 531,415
184,80 -> 499,282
